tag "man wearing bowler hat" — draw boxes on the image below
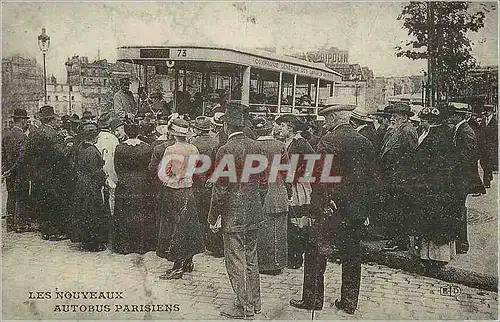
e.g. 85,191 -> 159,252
208,103 -> 263,319
190,116 -> 223,257
113,77 -> 137,119
24,105 -> 70,240
289,98 -> 375,315
2,108 -> 31,232
379,102 -> 418,251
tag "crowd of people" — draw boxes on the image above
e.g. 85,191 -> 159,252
2,77 -> 497,318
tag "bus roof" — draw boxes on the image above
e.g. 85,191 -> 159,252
117,45 -> 343,83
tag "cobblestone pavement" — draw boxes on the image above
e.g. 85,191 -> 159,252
2,229 -> 498,320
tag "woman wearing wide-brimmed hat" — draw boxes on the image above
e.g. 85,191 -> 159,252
156,118 -> 204,280
112,119 -> 156,254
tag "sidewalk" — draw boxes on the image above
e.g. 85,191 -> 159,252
360,174 -> 498,291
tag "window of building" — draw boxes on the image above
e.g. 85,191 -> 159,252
103,79 -> 107,86
71,96 -> 75,101
47,96 -> 51,101
98,97 -> 101,104
55,96 -> 59,101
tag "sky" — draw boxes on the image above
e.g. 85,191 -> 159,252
2,2 -> 498,82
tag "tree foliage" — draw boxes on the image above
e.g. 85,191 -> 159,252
396,2 -> 492,99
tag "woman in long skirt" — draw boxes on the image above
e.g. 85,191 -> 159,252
156,117 -> 205,280
409,106 -> 462,268
112,119 -> 156,254
254,117 -> 290,275
71,122 -> 108,251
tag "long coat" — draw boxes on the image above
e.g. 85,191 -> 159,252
453,121 -> 485,195
2,126 -> 28,193
208,133 -> 263,233
311,124 -> 375,310
2,126 -> 29,224
409,125 -> 461,245
71,141 -> 108,249
256,137 -> 289,271
482,114 -> 498,171
112,139 -> 156,254
24,123 -> 70,235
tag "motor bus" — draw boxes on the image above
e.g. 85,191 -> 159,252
116,45 -> 343,119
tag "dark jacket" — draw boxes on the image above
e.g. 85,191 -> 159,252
358,124 -> 380,153
453,121 -> 485,195
312,124 -> 376,254
191,133 -> 219,184
482,114 -> 498,170
380,122 -> 418,186
208,133 -> 263,233
287,135 -> 315,185
24,124 -> 69,186
313,124 -> 376,221
115,140 -> 153,199
2,126 -> 28,191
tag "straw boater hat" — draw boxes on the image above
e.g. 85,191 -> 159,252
449,102 -> 472,114
318,97 -> 356,115
168,118 -> 190,137
211,112 -> 224,127
351,110 -> 373,123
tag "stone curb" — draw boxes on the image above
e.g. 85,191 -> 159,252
360,241 -> 498,292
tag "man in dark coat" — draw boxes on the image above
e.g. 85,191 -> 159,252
379,103 -> 418,250
447,105 -> 486,254
289,99 -> 375,315
24,105 -> 70,240
2,108 -> 30,232
208,103 -> 263,319
190,116 -> 223,257
479,105 -> 497,188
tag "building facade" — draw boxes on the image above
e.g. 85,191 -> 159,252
2,55 -> 44,125
38,78 -> 83,116
65,56 -> 136,115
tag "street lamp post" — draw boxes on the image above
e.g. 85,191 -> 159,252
38,27 -> 50,104
65,59 -> 73,115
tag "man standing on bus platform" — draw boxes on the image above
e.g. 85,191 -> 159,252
113,78 -> 137,119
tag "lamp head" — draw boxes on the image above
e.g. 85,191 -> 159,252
38,27 -> 50,52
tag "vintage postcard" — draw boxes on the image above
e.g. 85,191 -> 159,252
1,1 -> 498,320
